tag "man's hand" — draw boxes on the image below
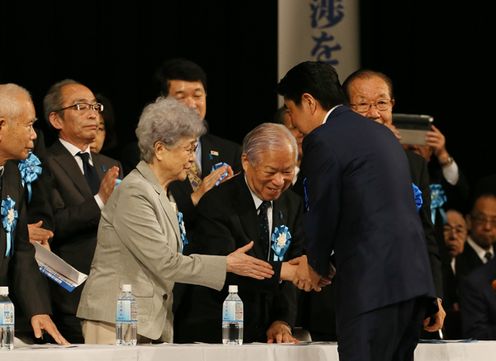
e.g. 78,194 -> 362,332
98,166 -> 120,203
423,298 -> 446,333
31,314 -> 69,345
28,221 -> 53,249
266,320 -> 297,344
288,255 -> 322,292
191,165 -> 234,206
226,241 -> 274,280
280,261 -> 298,281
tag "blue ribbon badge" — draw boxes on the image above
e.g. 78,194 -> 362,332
177,211 -> 188,252
18,152 -> 42,203
430,183 -> 447,224
412,182 -> 423,212
1,196 -> 19,257
271,225 -> 292,261
211,162 -> 229,186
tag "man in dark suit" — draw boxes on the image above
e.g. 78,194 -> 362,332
456,191 -> 496,278
460,257 -> 496,339
277,61 -> 437,361
38,79 -> 122,343
0,83 -> 67,344
173,123 -> 304,343
121,58 -> 241,231
342,69 -> 445,333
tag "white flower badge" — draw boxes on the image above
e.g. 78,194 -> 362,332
271,225 -> 292,261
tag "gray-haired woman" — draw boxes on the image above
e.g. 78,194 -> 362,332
77,97 -> 273,344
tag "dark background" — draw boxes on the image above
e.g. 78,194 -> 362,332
1,1 -> 493,187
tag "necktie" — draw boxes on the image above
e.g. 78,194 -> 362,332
484,251 -> 493,263
188,160 -> 202,192
258,201 -> 271,260
76,152 -> 100,195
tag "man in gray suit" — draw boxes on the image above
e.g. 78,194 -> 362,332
37,79 -> 122,343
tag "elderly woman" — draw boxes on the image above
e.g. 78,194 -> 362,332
77,97 -> 273,344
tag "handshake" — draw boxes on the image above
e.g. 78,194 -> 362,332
281,255 -> 335,292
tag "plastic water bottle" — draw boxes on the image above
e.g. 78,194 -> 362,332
115,284 -> 137,346
0,286 -> 14,351
222,285 -> 243,345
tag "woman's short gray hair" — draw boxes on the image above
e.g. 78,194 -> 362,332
242,123 -> 298,166
136,97 -> 206,162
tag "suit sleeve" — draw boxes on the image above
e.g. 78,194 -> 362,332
111,182 -> 226,291
301,140 -> 341,276
11,182 -> 52,318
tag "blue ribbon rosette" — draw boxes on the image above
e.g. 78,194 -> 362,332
412,183 -> 423,212
1,196 -> 18,257
430,183 -> 447,224
18,152 -> 42,203
271,225 -> 292,261
177,211 -> 188,252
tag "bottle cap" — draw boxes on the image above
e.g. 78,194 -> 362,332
0,286 -> 9,295
122,284 -> 132,292
228,285 -> 238,293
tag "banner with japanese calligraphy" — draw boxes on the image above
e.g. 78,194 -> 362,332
278,0 -> 360,85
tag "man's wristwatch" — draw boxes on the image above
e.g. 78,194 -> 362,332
440,155 -> 454,167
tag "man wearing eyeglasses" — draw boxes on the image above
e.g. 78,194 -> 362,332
0,83 -> 68,345
456,190 -> 496,278
34,79 -> 122,343
342,68 -> 446,320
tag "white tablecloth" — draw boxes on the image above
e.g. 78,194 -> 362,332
3,341 -> 496,361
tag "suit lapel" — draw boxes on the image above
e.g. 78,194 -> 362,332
200,134 -> 219,175
91,152 -> 106,181
234,176 -> 267,260
136,162 -> 182,248
0,162 -> 22,259
50,141 -> 93,196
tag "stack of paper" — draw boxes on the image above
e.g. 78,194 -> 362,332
33,243 -> 88,292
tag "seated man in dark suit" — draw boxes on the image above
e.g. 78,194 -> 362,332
0,83 -> 67,344
456,191 -> 496,279
174,123 -> 304,343
121,58 -> 241,232
36,79 -> 122,343
460,257 -> 496,339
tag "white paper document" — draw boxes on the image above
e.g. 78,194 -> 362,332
33,242 -> 88,292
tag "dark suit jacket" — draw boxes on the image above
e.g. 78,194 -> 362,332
42,140 -> 121,315
460,257 -> 496,339
0,161 -> 52,320
173,173 -> 304,343
25,129 -> 54,230
298,130 -> 442,340
405,150 -> 443,297
456,242 -> 494,280
301,106 -> 436,326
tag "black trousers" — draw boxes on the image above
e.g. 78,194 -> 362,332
337,298 -> 426,361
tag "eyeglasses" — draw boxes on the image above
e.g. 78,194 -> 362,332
470,214 -> 496,228
443,225 -> 466,234
55,102 -> 104,113
183,143 -> 198,155
349,99 -> 392,113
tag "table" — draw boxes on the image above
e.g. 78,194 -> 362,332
2,341 -> 495,361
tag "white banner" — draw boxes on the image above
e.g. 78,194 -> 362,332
278,0 -> 360,86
